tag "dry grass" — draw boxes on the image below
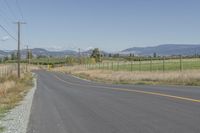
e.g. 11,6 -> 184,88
53,66 -> 200,86
0,73 -> 33,118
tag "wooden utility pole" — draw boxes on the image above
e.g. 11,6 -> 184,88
14,21 -> 26,78
26,45 -> 29,72
78,48 -> 81,64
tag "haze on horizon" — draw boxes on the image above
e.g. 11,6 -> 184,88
0,0 -> 200,52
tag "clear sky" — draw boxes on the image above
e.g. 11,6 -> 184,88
0,0 -> 200,52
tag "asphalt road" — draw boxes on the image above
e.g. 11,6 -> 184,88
27,70 -> 200,133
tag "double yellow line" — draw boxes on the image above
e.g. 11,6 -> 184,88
55,75 -> 200,103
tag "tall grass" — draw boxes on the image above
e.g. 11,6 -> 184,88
86,58 -> 200,72
0,73 -> 33,119
53,66 -> 200,86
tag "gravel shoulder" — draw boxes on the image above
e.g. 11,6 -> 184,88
0,75 -> 37,133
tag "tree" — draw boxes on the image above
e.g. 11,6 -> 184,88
113,53 -> 120,58
37,55 -> 47,59
153,52 -> 157,58
27,50 -> 33,59
3,56 -> 9,62
129,53 -> 134,57
90,48 -> 101,62
11,52 -> 17,60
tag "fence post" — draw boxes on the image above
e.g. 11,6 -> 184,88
150,57 -> 152,72
112,62 -> 113,70
163,56 -> 165,72
5,66 -> 7,77
131,61 -> 133,71
139,58 -> 141,71
180,55 -> 182,71
117,62 -> 119,71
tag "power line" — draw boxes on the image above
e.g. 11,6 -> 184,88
0,6 -> 15,22
16,0 -> 24,20
0,24 -> 17,41
4,0 -> 18,20
0,12 -> 17,34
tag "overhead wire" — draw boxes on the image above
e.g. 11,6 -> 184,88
0,0 -> 27,46
16,0 -> 24,20
0,24 -> 17,41
0,1 -> 17,40
4,0 -> 18,20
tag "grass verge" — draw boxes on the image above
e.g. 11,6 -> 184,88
53,66 -> 200,86
0,73 -> 33,132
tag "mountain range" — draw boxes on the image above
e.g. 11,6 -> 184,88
0,44 -> 200,58
121,44 -> 200,56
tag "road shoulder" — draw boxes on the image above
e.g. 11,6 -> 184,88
0,74 -> 37,133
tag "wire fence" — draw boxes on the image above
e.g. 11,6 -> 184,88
84,57 -> 200,72
0,64 -> 28,78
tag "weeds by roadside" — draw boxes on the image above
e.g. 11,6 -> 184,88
0,73 -> 33,132
53,66 -> 200,86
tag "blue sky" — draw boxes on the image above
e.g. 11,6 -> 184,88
0,0 -> 200,51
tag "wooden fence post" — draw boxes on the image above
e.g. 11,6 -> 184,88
131,61 -> 133,71
163,56 -> 165,72
150,57 -> 152,72
139,59 -> 141,71
180,55 -> 182,71
117,62 -> 119,71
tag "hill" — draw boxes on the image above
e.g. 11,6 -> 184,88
121,44 -> 200,56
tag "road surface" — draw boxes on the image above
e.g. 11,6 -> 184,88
27,70 -> 200,133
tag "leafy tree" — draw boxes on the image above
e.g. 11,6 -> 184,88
66,56 -> 75,65
113,53 -> 120,58
27,50 -> 33,59
37,55 -> 47,59
3,56 -> 9,62
90,48 -> 101,62
11,52 -> 17,60
153,52 -> 157,58
129,53 -> 134,57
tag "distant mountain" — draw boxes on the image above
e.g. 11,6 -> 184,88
121,44 -> 200,56
0,50 -> 8,57
0,47 -> 108,58
22,48 -> 77,57
1,44 -> 199,58
0,48 -> 78,58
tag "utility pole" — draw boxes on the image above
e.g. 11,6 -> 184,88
14,21 -> 26,78
78,48 -> 81,64
26,45 -> 29,72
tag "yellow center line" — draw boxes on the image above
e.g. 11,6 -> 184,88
54,75 -> 200,103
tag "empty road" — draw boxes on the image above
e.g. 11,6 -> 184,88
27,70 -> 200,133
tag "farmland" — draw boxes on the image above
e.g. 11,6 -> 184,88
51,57 -> 200,86
86,58 -> 200,72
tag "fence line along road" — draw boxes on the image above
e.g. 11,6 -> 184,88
85,57 -> 200,72
0,63 -> 27,77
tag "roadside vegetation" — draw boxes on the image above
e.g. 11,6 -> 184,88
53,66 -> 200,86
47,48 -> 200,86
0,69 -> 33,132
2,48 -> 200,87
86,58 -> 200,72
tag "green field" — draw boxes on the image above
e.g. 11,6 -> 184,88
87,58 -> 200,71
